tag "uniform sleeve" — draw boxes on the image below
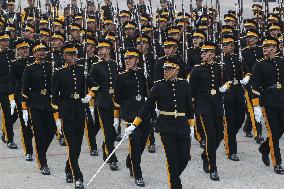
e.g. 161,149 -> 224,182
251,61 -> 262,107
113,74 -> 123,118
51,71 -> 60,120
21,67 -> 32,110
133,83 -> 158,126
8,63 -> 16,101
188,67 -> 199,98
87,65 -> 99,97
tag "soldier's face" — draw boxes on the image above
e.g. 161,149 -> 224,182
75,19 -> 83,26
52,38 -> 63,48
7,4 -> 15,12
164,45 -> 176,57
223,43 -> 234,55
196,0 -> 203,7
40,23 -> 48,29
164,67 -> 179,80
121,16 -> 130,24
70,29 -> 80,39
225,20 -> 235,27
97,47 -> 110,57
71,0 -> 77,6
64,52 -> 77,64
53,25 -> 62,32
246,36 -> 257,46
86,44 -> 95,56
270,29 -> 281,38
88,5 -> 95,12
201,50 -> 215,62
34,49 -> 47,60
17,47 -> 30,58
125,57 -> 138,70
263,45 -> 277,57
127,3 -> 134,9
87,21 -> 96,29
0,39 -> 10,50
169,33 -> 180,40
39,35 -> 49,43
125,28 -> 135,36
104,0 -> 111,5
193,37 -> 203,47
137,42 -> 149,52
160,2 -> 168,9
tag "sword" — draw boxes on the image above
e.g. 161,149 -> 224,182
86,133 -> 129,188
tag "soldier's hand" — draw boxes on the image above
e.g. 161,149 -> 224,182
10,100 -> 16,115
240,75 -> 250,85
22,110 -> 29,126
124,124 -> 136,136
55,119 -> 62,135
81,95 -> 92,104
89,106 -> 95,120
219,81 -> 232,93
253,106 -> 262,123
113,118 -> 119,132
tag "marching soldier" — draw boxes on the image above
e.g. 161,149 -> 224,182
9,38 -> 33,160
22,41 -> 56,175
0,31 -> 17,149
125,59 -> 193,189
52,43 -> 86,188
188,42 -> 229,181
242,29 -> 264,142
81,39 -> 119,170
114,48 -> 150,187
222,35 -> 248,161
252,36 -> 284,175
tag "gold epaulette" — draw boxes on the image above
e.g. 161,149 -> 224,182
26,63 -> 35,67
194,64 -> 201,67
154,79 -> 165,84
55,66 -> 64,71
176,78 -> 185,81
119,70 -> 128,75
256,58 -> 265,62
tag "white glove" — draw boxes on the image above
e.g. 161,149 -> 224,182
89,106 -> 95,120
81,95 -> 92,104
22,110 -> 29,126
219,81 -> 232,93
240,75 -> 250,85
56,119 -> 62,135
114,118 -> 119,132
124,124 -> 136,136
254,106 -> 262,123
155,108 -> 160,117
10,100 -> 16,115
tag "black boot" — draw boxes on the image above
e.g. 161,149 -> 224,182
66,172 -> 73,183
228,154 -> 240,161
40,165 -> 51,175
255,135 -> 264,144
75,179 -> 84,189
274,165 -> 284,175
109,162 -> 118,171
135,178 -> 145,187
148,145 -> 156,153
210,171 -> 220,181
200,140 -> 205,149
90,149 -> 98,156
201,153 -> 209,173
259,148 -> 270,166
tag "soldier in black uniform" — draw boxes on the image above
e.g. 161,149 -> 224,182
22,42 -> 56,175
114,48 -> 150,187
0,32 -> 17,149
52,43 -> 86,189
123,21 -> 137,49
9,39 -> 33,160
154,38 -> 185,81
242,29 -> 264,143
188,42 -> 228,181
4,0 -> 21,34
252,36 -> 284,175
222,35 -> 248,161
125,59 -> 193,189
21,0 -> 40,23
82,39 -> 119,170
101,0 -> 114,19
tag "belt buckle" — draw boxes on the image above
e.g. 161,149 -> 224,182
233,79 -> 238,85
73,93 -> 80,99
109,88 -> 114,94
41,89 -> 47,95
174,110 -> 178,118
276,83 -> 282,89
211,89 -> 216,95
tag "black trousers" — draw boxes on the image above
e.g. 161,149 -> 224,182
224,101 -> 245,156
63,119 -> 85,181
244,89 -> 262,137
85,107 -> 99,151
30,109 -> 56,168
0,93 -> 14,143
126,120 -> 150,179
161,134 -> 191,189
97,106 -> 118,163
15,96 -> 33,155
199,112 -> 224,172
147,126 -> 155,146
195,113 -> 205,143
259,107 -> 284,167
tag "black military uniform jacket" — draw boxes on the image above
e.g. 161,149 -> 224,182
242,45 -> 263,72
189,63 -> 224,116
222,54 -> 249,103
114,68 -> 148,122
9,58 -> 31,99
0,49 -> 15,94
186,47 -> 201,73
135,78 -> 192,137
252,56 -> 284,108
52,64 -> 86,121
52,50 -> 64,68
22,60 -> 53,112
89,59 -> 118,109
154,55 -> 186,81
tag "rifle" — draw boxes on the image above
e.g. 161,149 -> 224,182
83,5 -> 88,94
96,0 -> 102,38
114,0 -> 123,69
148,0 -> 157,59
181,0 -> 188,63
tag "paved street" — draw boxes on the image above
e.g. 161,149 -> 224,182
0,119 -> 283,189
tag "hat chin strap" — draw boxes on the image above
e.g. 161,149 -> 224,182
165,67 -> 178,81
